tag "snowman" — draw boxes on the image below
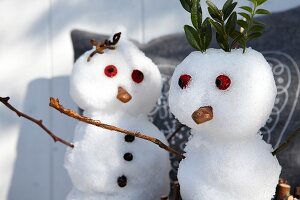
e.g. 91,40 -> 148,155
169,48 -> 281,200
65,32 -> 170,200
168,0 -> 281,199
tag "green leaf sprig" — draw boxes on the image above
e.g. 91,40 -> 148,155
180,0 -> 270,53
206,0 -> 238,52
180,0 -> 212,52
235,0 -> 270,52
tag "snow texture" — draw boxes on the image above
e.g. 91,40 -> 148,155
66,33 -> 170,200
169,48 -> 281,200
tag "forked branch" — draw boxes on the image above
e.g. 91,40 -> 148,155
87,32 -> 121,62
49,97 -> 185,159
167,124 -> 186,141
272,127 -> 300,156
0,97 -> 74,148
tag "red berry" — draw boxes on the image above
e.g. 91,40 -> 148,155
216,75 -> 231,90
104,65 -> 118,77
178,74 -> 192,89
131,69 -> 144,83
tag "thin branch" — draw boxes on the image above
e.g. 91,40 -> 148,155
49,97 -> 185,159
272,127 -> 300,156
173,181 -> 181,200
167,124 -> 186,141
87,32 -> 121,62
0,96 -> 74,148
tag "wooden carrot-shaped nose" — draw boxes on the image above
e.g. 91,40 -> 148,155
191,106 -> 213,124
117,87 -> 132,103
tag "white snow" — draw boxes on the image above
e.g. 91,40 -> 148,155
66,33 -> 170,199
169,48 -> 281,200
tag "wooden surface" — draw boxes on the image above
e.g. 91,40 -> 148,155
1,0 -> 300,199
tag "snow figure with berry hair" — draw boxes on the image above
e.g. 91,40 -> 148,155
168,0 -> 281,199
65,31 -> 170,200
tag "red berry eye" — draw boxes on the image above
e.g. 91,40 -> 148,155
104,65 -> 118,77
131,69 -> 144,83
178,74 -> 192,89
216,75 -> 231,90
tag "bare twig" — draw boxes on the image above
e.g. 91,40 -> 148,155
49,97 -> 185,159
0,96 -> 74,148
167,124 -> 186,141
87,32 -> 121,62
272,127 -> 300,156
173,181 -> 181,200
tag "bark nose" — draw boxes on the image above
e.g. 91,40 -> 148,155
117,87 -> 132,103
191,106 -> 213,124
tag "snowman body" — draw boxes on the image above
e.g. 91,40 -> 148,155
169,48 -> 281,200
178,133 -> 281,200
65,35 -> 170,199
65,113 -> 170,200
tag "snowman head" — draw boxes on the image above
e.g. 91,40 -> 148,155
169,48 -> 276,140
70,33 -> 162,116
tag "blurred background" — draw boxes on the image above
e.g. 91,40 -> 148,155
1,0 -> 300,199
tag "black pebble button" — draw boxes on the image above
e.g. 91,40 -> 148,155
124,135 -> 135,142
123,153 -> 133,161
117,175 -> 127,187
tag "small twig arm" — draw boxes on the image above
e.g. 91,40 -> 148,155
272,128 -> 300,156
0,96 -> 74,148
0,96 -> 184,158
167,124 -> 186,142
49,97 -> 185,159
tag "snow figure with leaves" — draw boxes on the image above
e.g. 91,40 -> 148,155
65,32 -> 170,200
169,0 -> 281,199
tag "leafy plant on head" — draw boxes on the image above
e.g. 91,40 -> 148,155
180,0 -> 212,52
180,0 -> 270,53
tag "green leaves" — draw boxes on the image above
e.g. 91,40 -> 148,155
207,0 -> 237,51
191,0 -> 201,29
206,0 -> 222,22
247,32 -> 262,40
235,0 -> 269,52
237,19 -> 248,29
180,0 -> 192,12
200,18 -> 213,50
179,0 -> 270,53
225,12 -> 237,34
182,0 -> 212,52
184,25 -> 201,50
255,9 -> 270,14
238,12 -> 250,20
222,0 -> 233,14
250,21 -> 265,33
206,0 -> 219,14
240,6 -> 253,13
256,0 -> 268,6
216,32 -> 227,50
209,19 -> 224,35
223,2 -> 237,20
